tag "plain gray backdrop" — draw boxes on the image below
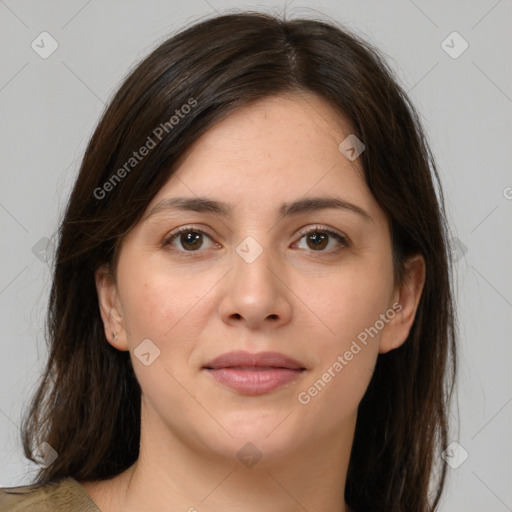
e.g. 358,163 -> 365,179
1,1 -> 511,510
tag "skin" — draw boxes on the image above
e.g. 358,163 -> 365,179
83,91 -> 425,512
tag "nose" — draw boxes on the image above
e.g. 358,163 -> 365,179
218,237 -> 293,331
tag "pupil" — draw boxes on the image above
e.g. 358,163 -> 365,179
179,231 -> 329,251
183,232 -> 201,249
309,232 -> 327,250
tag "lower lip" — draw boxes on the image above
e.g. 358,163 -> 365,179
205,367 -> 305,395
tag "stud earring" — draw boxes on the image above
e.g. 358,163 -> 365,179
112,332 -> 118,342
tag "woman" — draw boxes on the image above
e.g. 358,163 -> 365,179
0,10 -> 457,512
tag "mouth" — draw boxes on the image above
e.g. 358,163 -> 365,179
202,351 -> 307,395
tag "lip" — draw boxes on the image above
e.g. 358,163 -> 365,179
202,350 -> 306,395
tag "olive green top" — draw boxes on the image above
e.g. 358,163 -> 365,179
0,477 -> 100,511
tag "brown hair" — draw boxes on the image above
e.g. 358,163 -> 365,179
21,10 -> 457,512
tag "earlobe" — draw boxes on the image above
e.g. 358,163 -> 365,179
378,254 -> 426,354
95,264 -> 128,351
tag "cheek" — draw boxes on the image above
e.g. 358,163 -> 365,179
296,288 -> 385,430
303,254 -> 394,346
118,268 -> 206,409
117,259 -> 207,342
296,349 -> 376,437
294,254 -> 393,418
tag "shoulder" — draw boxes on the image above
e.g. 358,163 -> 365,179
0,477 -> 100,511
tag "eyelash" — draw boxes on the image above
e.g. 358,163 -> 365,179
162,225 -> 348,255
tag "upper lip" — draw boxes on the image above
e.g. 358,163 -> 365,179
203,350 -> 305,370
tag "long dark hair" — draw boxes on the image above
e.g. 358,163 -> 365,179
21,10 -> 457,512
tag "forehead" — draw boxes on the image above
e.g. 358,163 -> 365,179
145,92 -> 382,223
182,92 -> 355,164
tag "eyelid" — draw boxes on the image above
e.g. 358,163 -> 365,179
295,224 -> 348,244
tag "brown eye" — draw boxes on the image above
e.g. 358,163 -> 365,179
164,228 -> 216,252
305,231 -> 329,250
295,227 -> 348,253
177,231 -> 203,251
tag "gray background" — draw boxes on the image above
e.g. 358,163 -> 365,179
1,1 -> 511,510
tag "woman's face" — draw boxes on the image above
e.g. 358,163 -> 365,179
97,92 -> 422,466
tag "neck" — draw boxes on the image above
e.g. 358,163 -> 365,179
109,409 -> 356,512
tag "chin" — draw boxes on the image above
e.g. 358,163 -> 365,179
210,413 -> 305,455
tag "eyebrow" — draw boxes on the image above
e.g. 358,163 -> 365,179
144,196 -> 372,223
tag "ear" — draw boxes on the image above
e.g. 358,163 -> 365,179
379,254 -> 426,354
95,264 -> 128,351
